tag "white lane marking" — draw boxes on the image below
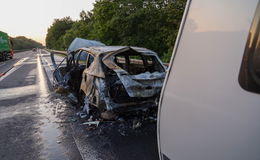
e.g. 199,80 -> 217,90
20,62 -> 37,65
0,85 -> 36,101
14,57 -> 29,66
0,66 -> 20,81
37,55 -> 49,96
39,51 -> 55,84
0,62 -> 6,67
0,57 -> 29,82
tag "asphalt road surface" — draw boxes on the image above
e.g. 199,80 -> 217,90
0,51 -> 29,76
0,50 -> 82,160
0,50 -> 159,160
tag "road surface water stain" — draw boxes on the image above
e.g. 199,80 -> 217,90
37,55 -> 68,160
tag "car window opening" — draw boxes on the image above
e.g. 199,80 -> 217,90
114,51 -> 164,75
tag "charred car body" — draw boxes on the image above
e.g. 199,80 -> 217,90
51,40 -> 166,115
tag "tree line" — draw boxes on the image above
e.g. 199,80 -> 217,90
46,0 -> 187,62
12,36 -> 43,50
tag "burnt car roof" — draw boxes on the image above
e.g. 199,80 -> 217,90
68,38 -> 106,52
77,46 -> 158,56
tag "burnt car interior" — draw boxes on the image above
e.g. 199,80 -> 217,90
103,49 -> 165,105
67,51 -> 93,95
114,51 -> 165,75
52,51 -> 89,95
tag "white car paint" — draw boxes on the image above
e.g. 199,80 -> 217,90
158,0 -> 260,160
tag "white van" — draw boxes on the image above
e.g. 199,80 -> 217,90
158,0 -> 260,160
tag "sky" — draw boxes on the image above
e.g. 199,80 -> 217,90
0,0 -> 96,45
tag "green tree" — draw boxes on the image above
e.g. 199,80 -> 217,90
89,0 -> 186,61
45,17 -> 74,50
12,36 -> 43,50
45,0 -> 187,62
62,11 -> 93,47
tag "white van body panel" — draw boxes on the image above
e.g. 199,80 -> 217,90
158,0 -> 260,160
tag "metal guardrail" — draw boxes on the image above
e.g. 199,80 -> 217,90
45,49 -> 67,55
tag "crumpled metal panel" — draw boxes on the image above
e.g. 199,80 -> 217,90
101,47 -> 166,98
114,69 -> 166,97
84,55 -> 105,78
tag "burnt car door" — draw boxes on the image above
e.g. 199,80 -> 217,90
51,51 -> 73,87
69,50 -> 89,93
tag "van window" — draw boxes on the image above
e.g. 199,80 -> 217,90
239,2 -> 260,93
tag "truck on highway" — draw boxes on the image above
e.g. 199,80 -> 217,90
0,31 -> 13,61
158,0 -> 260,160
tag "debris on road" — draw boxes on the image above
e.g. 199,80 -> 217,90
78,107 -> 158,137
70,117 -> 78,122
40,77 -> 159,159
76,112 -> 88,119
67,93 -> 78,104
82,121 -> 100,127
101,111 -> 118,120
132,119 -> 142,129
55,87 -> 68,94
117,117 -> 125,122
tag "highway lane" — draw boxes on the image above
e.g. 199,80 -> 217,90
0,51 -> 33,76
0,50 -> 82,160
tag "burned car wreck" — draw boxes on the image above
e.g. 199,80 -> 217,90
51,43 -> 166,117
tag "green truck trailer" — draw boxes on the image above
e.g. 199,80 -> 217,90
0,31 -> 13,61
